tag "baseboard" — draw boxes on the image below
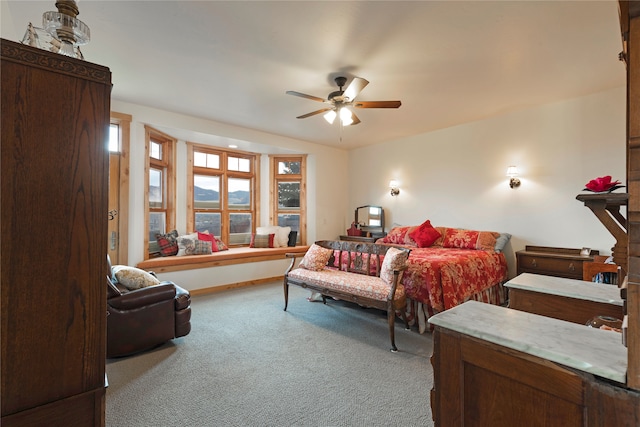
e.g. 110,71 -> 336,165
189,276 -> 283,296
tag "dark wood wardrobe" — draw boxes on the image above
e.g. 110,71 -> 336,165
1,38 -> 111,426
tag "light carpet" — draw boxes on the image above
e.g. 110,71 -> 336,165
106,282 -> 434,426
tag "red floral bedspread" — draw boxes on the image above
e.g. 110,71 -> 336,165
400,247 -> 508,313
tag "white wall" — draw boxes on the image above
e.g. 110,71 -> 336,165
348,87 -> 627,278
111,100 -> 349,290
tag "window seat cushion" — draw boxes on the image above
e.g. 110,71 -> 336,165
137,245 -> 309,273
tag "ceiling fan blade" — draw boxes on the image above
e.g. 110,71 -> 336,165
350,112 -> 361,125
296,108 -> 332,119
286,90 -> 326,103
343,77 -> 369,101
354,100 -> 402,108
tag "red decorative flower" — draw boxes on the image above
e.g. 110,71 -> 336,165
584,176 -> 622,192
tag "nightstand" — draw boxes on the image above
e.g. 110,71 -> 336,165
516,245 -> 599,280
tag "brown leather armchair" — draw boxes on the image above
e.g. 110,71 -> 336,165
106,260 -> 191,358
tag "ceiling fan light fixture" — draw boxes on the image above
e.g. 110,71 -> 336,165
324,109 -> 337,124
287,75 -> 401,127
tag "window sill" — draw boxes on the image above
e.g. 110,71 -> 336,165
136,246 -> 310,273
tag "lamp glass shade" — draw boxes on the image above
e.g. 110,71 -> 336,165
339,108 -> 353,126
506,166 -> 519,177
323,110 -> 336,124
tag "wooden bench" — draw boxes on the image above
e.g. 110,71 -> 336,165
283,240 -> 411,352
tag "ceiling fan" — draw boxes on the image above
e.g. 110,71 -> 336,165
286,76 -> 401,126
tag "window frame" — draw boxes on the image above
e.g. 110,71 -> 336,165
144,125 -> 176,258
270,155 -> 306,245
109,112 -> 131,264
187,142 -> 259,247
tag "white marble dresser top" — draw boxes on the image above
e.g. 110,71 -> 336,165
428,300 -> 627,384
505,273 -> 623,306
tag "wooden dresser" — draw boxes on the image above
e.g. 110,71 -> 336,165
516,245 -> 598,280
1,39 -> 111,426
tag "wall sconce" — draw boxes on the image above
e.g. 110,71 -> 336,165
389,180 -> 400,196
506,166 -> 521,189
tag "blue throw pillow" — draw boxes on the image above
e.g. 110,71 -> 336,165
494,233 -> 512,253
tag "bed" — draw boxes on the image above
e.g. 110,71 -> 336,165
376,222 -> 510,333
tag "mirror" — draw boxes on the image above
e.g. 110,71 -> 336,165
355,205 -> 385,238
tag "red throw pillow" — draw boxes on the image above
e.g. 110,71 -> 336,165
409,220 -> 441,248
250,233 -> 275,248
156,230 -> 179,256
442,228 -> 480,249
197,231 -> 220,252
383,226 -> 411,245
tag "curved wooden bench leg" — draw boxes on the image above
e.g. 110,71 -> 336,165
283,279 -> 289,311
388,306 -> 398,352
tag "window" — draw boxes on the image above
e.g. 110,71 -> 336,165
271,155 -> 306,245
187,143 -> 258,246
144,126 -> 176,257
109,123 -> 120,153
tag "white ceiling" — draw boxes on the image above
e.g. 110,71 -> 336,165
1,1 -> 626,150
